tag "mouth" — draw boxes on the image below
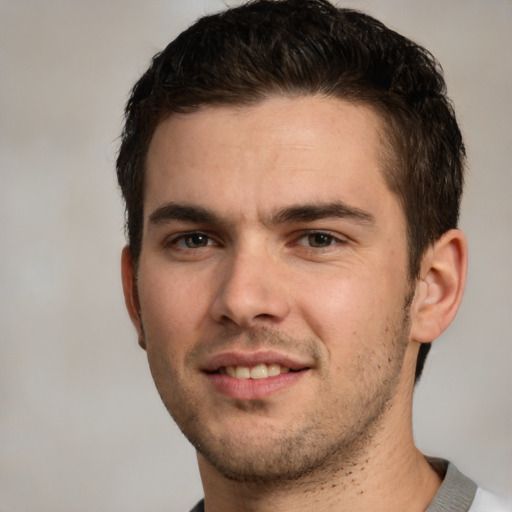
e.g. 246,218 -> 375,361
214,363 -> 299,380
202,353 -> 311,399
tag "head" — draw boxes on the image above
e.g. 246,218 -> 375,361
117,0 -> 464,383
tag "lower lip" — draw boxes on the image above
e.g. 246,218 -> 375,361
205,371 -> 307,400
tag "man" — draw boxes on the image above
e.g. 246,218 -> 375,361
116,1 -> 510,510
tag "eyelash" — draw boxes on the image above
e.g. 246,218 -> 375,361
167,231 -> 219,250
293,231 -> 347,249
166,230 -> 347,251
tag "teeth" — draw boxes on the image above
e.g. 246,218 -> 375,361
250,364 -> 268,379
222,364 -> 291,379
267,364 -> 281,377
235,366 -> 251,379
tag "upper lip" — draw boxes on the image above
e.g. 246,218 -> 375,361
201,350 -> 313,372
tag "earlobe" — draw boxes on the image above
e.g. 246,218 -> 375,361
121,246 -> 146,350
410,229 -> 467,343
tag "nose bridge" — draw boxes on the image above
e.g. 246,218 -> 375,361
211,237 -> 290,327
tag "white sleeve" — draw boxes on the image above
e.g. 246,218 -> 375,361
469,488 -> 512,512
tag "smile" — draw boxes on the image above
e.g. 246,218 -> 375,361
218,363 -> 292,379
202,350 -> 312,399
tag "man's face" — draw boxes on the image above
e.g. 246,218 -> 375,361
126,96 -> 419,482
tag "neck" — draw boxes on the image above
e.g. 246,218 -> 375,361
197,352 -> 441,512
197,414 -> 441,512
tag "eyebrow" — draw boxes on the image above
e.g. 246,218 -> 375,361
148,203 -> 221,226
270,202 -> 375,226
147,200 -> 375,228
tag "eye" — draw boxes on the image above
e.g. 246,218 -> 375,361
296,231 -> 342,248
172,232 -> 216,249
307,232 -> 335,248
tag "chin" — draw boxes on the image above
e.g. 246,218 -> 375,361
186,411 -> 378,485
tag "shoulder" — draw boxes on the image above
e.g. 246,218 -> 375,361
188,499 -> 205,512
469,488 -> 512,512
425,458 -> 511,512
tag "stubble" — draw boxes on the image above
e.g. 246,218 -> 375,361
144,291 -> 413,487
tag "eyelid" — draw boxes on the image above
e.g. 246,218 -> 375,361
165,230 -> 220,249
292,229 -> 349,247
163,228 -> 348,250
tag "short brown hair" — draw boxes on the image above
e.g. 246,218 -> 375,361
117,0 -> 465,381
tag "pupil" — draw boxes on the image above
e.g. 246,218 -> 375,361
187,234 -> 207,248
309,233 -> 331,247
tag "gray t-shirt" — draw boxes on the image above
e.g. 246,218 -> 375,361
188,460 -> 510,512
425,458 -> 511,512
425,458 -> 477,511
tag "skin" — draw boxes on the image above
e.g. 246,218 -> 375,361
122,96 -> 467,511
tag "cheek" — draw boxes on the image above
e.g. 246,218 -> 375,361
137,265 -> 214,348
296,271 -> 371,329
294,265 -> 407,352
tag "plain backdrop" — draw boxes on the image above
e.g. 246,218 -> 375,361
1,1 -> 511,510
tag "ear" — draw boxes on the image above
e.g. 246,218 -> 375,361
121,246 -> 146,350
410,229 -> 467,343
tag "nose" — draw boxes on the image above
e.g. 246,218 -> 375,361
210,245 -> 291,328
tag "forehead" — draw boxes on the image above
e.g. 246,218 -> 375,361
144,95 -> 399,225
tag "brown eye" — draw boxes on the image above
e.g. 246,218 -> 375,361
307,232 -> 335,248
173,233 -> 213,249
185,233 -> 209,248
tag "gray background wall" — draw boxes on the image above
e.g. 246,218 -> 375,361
0,1 -> 510,510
